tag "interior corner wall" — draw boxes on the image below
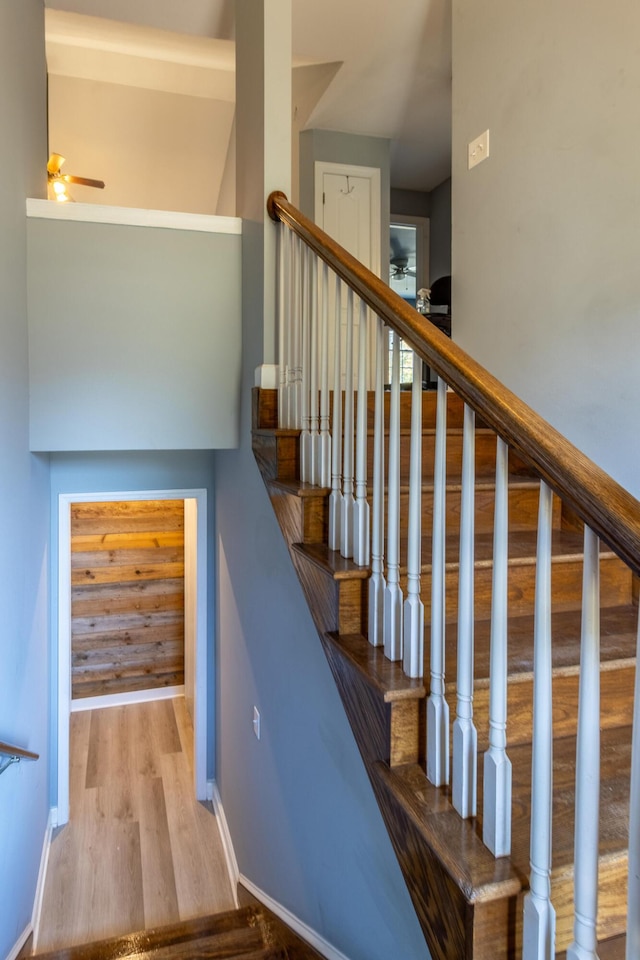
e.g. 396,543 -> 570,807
47,74 -> 234,215
452,0 -> 640,497
0,2 -> 50,957
428,177 -> 451,284
299,128 -> 391,277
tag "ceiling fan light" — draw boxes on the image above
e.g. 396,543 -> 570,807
52,179 -> 71,202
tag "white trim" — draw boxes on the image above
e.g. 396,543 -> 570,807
238,875 -> 352,960
254,363 -> 279,389
31,809 -> 55,952
209,781 -> 240,906
57,488 -> 208,826
71,685 -> 185,713
6,924 -> 33,960
26,198 -> 242,235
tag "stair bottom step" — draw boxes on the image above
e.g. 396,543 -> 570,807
28,905 -> 323,960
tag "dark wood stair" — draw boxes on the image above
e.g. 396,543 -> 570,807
25,904 -> 324,960
252,387 -> 635,960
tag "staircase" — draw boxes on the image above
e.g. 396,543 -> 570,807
253,386 -> 634,960
25,902 -> 324,960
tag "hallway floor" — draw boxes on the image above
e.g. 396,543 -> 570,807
33,698 -> 235,953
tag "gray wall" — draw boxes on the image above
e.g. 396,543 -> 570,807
390,187 -> 430,219
48,451 -> 217,798
0,3 -> 50,957
28,218 -> 242,452
299,129 -> 390,277
452,0 -> 640,497
428,177 -> 451,284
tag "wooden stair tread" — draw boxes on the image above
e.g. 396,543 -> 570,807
29,905 -> 323,960
372,760 -> 525,902
325,631 -> 426,703
291,542 -> 370,581
383,723 -> 631,900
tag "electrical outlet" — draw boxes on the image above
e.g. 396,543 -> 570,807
253,706 -> 261,740
468,129 -> 490,170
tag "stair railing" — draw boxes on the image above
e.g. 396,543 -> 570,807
0,740 -> 39,777
268,190 -> 640,960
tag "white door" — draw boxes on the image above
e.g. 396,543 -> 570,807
314,162 -> 381,386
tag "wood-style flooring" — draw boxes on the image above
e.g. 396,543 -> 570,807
33,698 -> 235,954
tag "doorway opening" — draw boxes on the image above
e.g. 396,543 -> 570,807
56,488 -> 208,826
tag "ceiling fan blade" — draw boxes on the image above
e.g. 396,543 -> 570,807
63,174 -> 106,190
47,153 -> 66,176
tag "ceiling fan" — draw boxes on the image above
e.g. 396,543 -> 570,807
47,153 -> 105,202
389,231 -> 416,280
390,255 -> 416,279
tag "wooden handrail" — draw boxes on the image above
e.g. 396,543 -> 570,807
268,190 -> 640,576
0,740 -> 39,762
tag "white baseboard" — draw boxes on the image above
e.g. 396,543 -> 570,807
238,875 -> 351,960
71,685 -> 185,713
31,808 -> 55,951
208,780 -> 239,906
7,923 -> 33,960
209,783 -> 350,960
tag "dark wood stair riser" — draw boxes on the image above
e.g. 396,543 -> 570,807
417,551 -> 632,624
471,663 -> 636,749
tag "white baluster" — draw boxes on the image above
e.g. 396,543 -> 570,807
290,234 -> 302,430
328,277 -> 342,551
452,403 -> 478,819
522,480 -> 556,960
628,611 -> 640,960
403,350 -> 424,678
483,435 -> 512,857
567,525 -> 600,960
368,317 -> 386,647
353,299 -> 370,566
427,376 -> 449,786
340,288 -> 355,558
384,331 -> 403,661
318,262 -> 331,488
277,222 -> 286,428
299,245 -> 311,478
308,252 -> 319,484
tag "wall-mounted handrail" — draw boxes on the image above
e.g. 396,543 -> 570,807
0,740 -> 39,776
267,190 -> 640,577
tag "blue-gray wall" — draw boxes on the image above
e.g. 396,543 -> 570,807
452,0 -> 640,497
0,3 -> 50,957
428,177 -> 451,285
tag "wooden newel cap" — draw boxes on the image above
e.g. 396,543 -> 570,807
267,190 -> 288,222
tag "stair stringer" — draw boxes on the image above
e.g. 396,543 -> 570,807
251,415 -> 526,960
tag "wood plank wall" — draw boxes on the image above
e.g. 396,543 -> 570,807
71,500 -> 185,700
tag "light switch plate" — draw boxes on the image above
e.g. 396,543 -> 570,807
468,130 -> 490,169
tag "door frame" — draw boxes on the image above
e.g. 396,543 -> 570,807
56,487 -> 208,825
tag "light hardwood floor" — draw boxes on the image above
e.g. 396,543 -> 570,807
34,698 -> 235,954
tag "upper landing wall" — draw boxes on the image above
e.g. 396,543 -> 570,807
27,201 -> 242,452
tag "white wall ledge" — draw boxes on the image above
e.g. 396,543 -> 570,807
26,198 -> 242,235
